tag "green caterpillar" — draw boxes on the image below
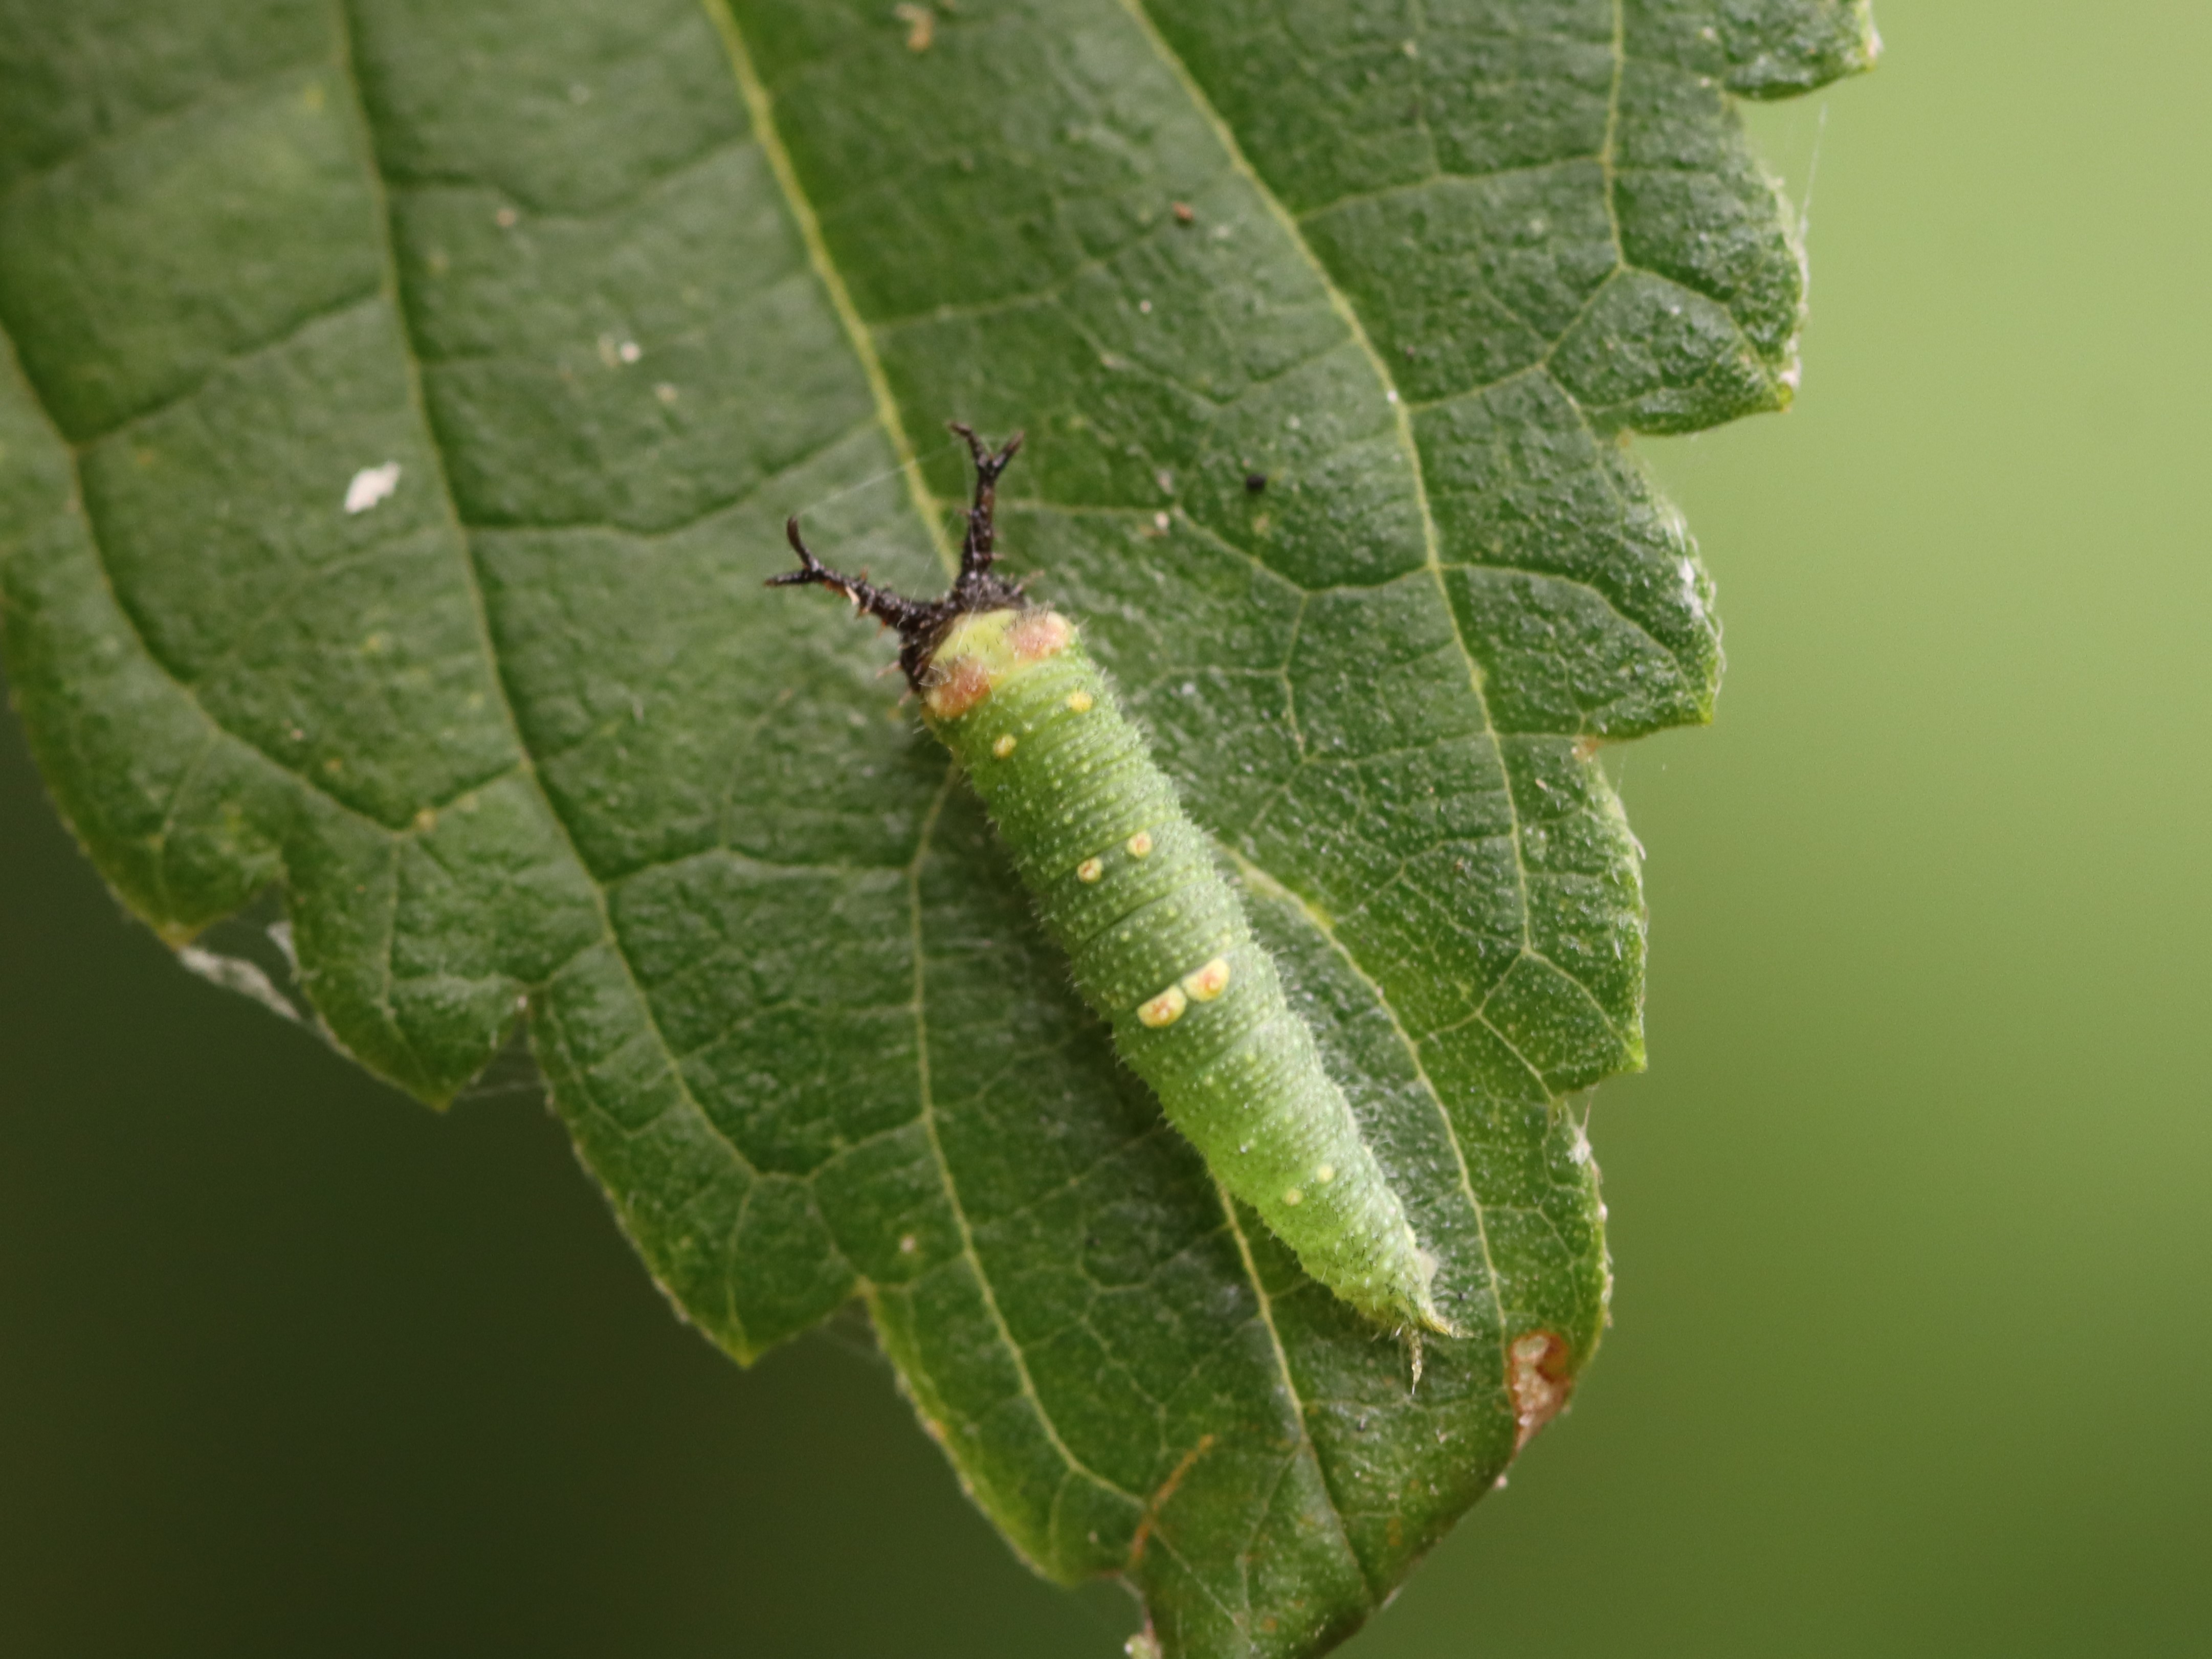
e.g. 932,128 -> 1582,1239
773,427 -> 1449,1338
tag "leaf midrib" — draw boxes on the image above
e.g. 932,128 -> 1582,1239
707,0 -> 1565,1570
692,0 -> 1181,1525
1213,1176 -> 1378,1605
700,0 -> 957,580
895,773 -> 1143,1515
700,0 -> 1383,1564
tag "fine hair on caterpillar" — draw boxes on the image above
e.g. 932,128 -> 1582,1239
773,423 -> 1453,1345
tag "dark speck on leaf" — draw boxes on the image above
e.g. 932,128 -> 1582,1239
1245,472 -> 1268,494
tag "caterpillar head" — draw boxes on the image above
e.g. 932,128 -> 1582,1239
769,423 -> 1052,695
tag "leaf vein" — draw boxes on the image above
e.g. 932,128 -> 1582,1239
327,0 -> 806,1330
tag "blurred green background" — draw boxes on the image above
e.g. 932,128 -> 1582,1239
4,2 -> 2207,1652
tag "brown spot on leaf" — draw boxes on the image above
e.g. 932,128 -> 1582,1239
1508,1330 -> 1575,1451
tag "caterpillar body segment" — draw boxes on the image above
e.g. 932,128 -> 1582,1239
930,611 -> 1445,1331
771,429 -> 1450,1336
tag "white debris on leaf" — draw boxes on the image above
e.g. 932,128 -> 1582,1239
344,461 -> 402,514
1678,555 -> 1708,623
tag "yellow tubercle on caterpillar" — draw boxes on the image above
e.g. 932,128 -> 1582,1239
1065,690 -> 1094,713
1125,830 -> 1153,858
991,734 -> 1017,758
921,608 -> 1077,721
1076,857 -> 1104,883
1180,957 -> 1231,1001
1136,985 -> 1187,1028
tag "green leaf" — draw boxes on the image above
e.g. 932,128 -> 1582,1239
0,2 -> 1873,1653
